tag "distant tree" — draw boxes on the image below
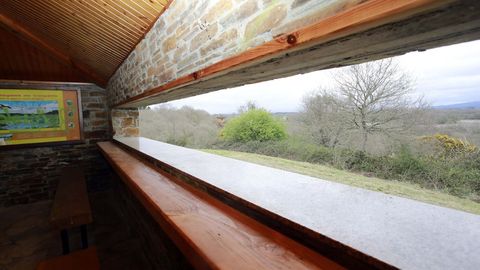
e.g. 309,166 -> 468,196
333,58 -> 426,151
140,105 -> 219,147
1,106 -> 11,123
237,100 -> 258,114
300,89 -> 347,148
221,106 -> 286,142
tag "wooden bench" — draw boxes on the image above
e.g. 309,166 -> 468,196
50,167 -> 93,254
36,247 -> 100,270
98,141 -> 345,270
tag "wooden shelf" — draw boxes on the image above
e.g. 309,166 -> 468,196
97,141 -> 344,270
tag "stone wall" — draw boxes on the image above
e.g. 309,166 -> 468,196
111,109 -> 140,137
0,82 -> 112,207
107,0 -> 365,105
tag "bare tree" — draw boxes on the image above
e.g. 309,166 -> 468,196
238,101 -> 258,114
300,89 -> 348,148
334,58 -> 426,151
140,105 -> 219,147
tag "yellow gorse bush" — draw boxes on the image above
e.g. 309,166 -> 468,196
420,133 -> 478,158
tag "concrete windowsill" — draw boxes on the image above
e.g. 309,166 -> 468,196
114,136 -> 480,270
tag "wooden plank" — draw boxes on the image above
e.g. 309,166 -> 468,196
54,1 -> 142,43
0,14 -> 107,86
97,0 -> 156,29
114,0 -> 452,107
9,3 -> 131,60
36,247 -> 100,270
50,167 -> 93,230
122,0 -> 162,19
97,141 -> 345,270
0,27 -> 84,82
13,2 -> 135,49
1,0 -> 169,83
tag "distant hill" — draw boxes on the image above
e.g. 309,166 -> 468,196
272,112 -> 298,117
434,101 -> 480,109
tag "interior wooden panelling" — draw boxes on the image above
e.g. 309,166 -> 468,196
0,0 -> 170,85
0,26 -> 86,83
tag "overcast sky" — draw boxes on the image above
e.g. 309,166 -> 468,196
161,40 -> 480,114
1,101 -> 58,114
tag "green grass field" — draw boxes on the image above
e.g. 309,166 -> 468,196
0,114 -> 59,130
202,149 -> 480,215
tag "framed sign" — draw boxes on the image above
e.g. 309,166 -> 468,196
0,89 -> 82,147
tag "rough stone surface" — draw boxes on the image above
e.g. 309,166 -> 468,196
202,0 -> 234,23
0,82 -> 112,207
106,0 -> 365,105
244,4 -> 288,42
163,36 -> 177,54
221,0 -> 258,27
117,1 -> 480,108
111,109 -> 139,137
190,23 -> 219,52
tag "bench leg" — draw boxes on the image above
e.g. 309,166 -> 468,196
61,229 -> 69,255
80,224 -> 88,249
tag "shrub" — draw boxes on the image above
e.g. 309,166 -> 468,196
389,146 -> 427,178
420,134 -> 478,158
221,109 -> 287,142
213,138 -> 480,200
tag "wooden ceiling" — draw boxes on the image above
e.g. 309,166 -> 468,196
0,26 -> 87,83
0,0 -> 170,87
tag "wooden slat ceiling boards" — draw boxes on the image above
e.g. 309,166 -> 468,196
0,0 -> 170,86
0,26 -> 86,82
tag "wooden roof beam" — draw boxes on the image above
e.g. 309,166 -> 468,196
0,14 -> 107,87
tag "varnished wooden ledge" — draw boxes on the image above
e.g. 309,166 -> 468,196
105,137 -> 480,270
110,139 -> 391,269
97,141 -> 345,270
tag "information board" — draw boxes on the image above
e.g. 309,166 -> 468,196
0,89 -> 82,146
